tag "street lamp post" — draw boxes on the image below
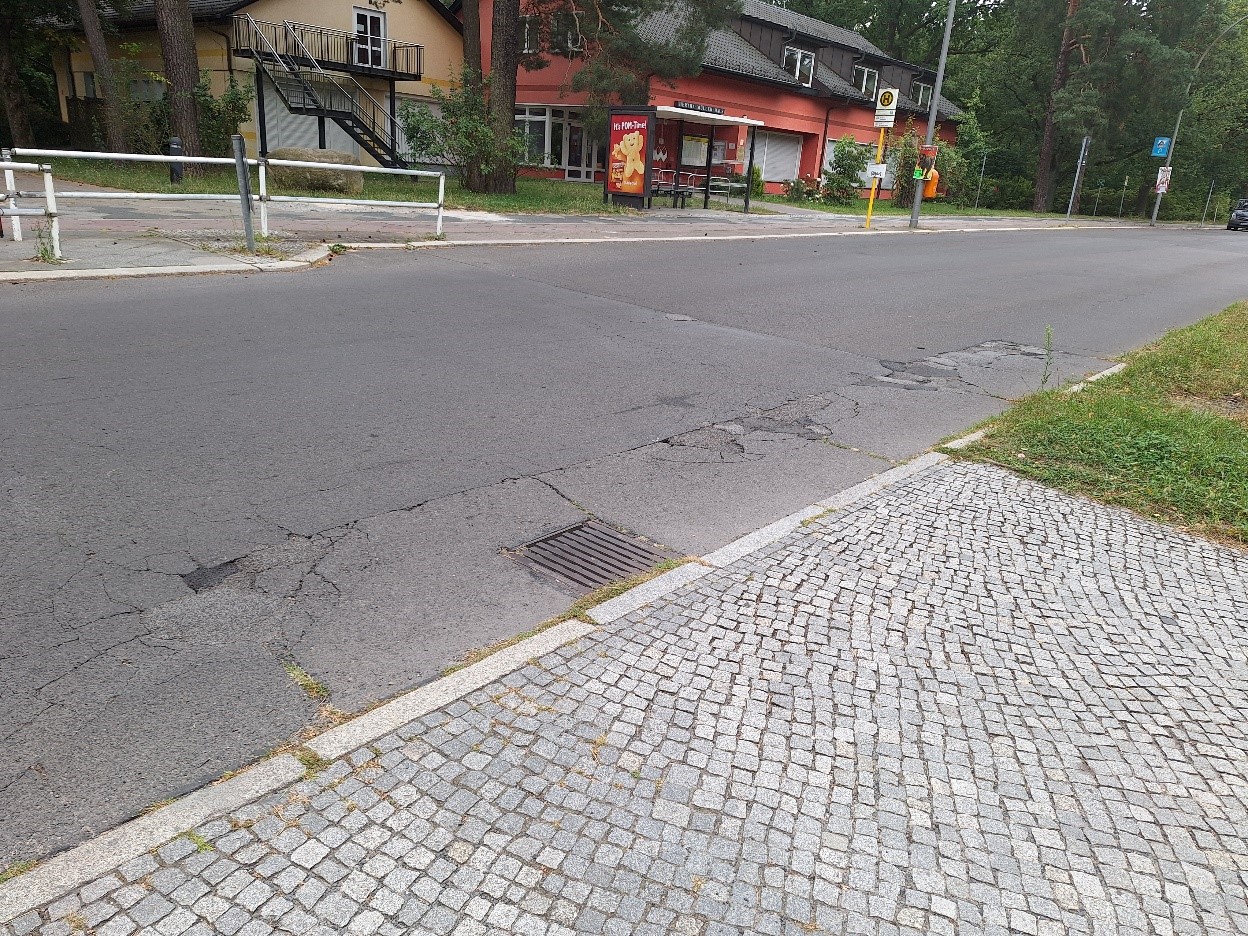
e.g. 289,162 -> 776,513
1150,12 -> 1248,226
909,0 -> 957,229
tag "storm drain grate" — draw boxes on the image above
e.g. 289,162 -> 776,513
506,519 -> 680,595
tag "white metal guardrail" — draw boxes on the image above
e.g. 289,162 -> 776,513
6,140 -> 444,259
1,159 -> 62,259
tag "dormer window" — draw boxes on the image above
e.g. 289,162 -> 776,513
914,81 -> 933,109
784,47 -> 815,87
853,65 -> 878,100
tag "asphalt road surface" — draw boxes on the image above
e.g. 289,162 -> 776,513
2,225 -> 1244,865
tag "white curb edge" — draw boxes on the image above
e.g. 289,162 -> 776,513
339,223 -> 1103,252
0,246 -> 332,285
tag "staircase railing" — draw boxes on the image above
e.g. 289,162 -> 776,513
233,14 -> 407,166
281,20 -> 403,161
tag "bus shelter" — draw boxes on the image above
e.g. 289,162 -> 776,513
604,105 -> 765,213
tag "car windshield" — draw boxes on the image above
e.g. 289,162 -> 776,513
1237,200 -> 1248,210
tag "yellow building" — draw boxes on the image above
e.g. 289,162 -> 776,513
53,0 -> 464,166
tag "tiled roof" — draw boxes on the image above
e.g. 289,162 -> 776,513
105,0 -> 251,25
814,62 -> 871,102
739,0 -> 887,57
637,10 -> 806,88
897,88 -> 963,120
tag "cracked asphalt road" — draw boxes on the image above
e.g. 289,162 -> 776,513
2,225 -> 1245,865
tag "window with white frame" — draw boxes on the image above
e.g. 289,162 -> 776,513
520,15 -> 540,53
513,106 -> 576,166
853,65 -> 878,100
913,81 -> 933,109
783,46 -> 815,87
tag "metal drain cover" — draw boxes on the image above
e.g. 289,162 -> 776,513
506,519 -> 680,595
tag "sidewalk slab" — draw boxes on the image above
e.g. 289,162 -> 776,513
4,458 -> 1246,935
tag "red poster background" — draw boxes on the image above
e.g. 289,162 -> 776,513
607,114 -> 649,196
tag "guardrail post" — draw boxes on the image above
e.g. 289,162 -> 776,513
436,173 -> 445,236
2,148 -> 22,241
231,134 -> 256,253
258,160 -> 269,237
42,165 -> 62,260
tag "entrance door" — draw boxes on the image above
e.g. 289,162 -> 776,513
564,123 -> 597,181
354,9 -> 385,67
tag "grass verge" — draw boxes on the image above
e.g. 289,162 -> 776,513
43,159 -> 627,215
442,557 -> 696,676
948,301 -> 1248,545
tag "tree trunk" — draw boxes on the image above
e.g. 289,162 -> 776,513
462,0 -> 482,85
153,0 -> 201,156
1034,0 -> 1080,212
75,0 -> 127,152
486,0 -> 519,194
0,31 -> 34,146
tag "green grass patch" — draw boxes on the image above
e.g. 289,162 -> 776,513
950,301 -> 1248,545
442,557 -> 696,676
44,158 -> 625,215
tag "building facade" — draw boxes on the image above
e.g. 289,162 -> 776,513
53,0 -> 464,165
485,0 -> 960,193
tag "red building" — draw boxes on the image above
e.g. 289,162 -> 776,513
479,0 -> 960,194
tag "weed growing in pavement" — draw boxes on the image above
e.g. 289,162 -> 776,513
180,830 -> 212,852
328,243 -> 348,254
31,222 -> 60,263
1040,324 -> 1055,389
283,662 -> 330,702
295,747 -> 330,780
0,859 -> 38,884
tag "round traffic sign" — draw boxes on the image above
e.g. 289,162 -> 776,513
879,90 -> 895,108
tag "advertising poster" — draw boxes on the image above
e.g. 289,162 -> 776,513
607,113 -> 651,196
913,145 -> 939,181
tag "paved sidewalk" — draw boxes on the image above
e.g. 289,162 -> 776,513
1,171 -> 1142,281
3,459 -> 1245,936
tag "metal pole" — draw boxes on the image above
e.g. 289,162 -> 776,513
232,134 -> 255,253
254,68 -> 269,157
1066,135 -> 1090,220
1118,176 -> 1128,217
1149,109 -> 1182,226
973,150 -> 986,210
3,148 -> 22,241
436,173 -> 445,236
42,166 -> 62,260
865,127 -> 886,229
1200,178 -> 1215,226
909,0 -> 957,229
743,127 -> 757,214
258,160 -> 269,237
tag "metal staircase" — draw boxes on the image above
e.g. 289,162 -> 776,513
233,15 -> 408,168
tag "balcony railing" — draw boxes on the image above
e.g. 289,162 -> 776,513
232,17 -> 423,81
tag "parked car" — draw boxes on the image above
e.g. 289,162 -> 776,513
1228,199 -> 1248,230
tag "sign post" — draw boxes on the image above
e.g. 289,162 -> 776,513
604,107 -> 655,209
865,88 -> 898,229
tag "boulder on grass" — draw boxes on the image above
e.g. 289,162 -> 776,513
268,147 -> 364,196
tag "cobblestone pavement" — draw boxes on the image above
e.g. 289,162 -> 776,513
5,460 -> 1247,936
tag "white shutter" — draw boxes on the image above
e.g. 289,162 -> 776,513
757,131 -> 802,183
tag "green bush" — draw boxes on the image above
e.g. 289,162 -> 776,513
822,135 -> 869,205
